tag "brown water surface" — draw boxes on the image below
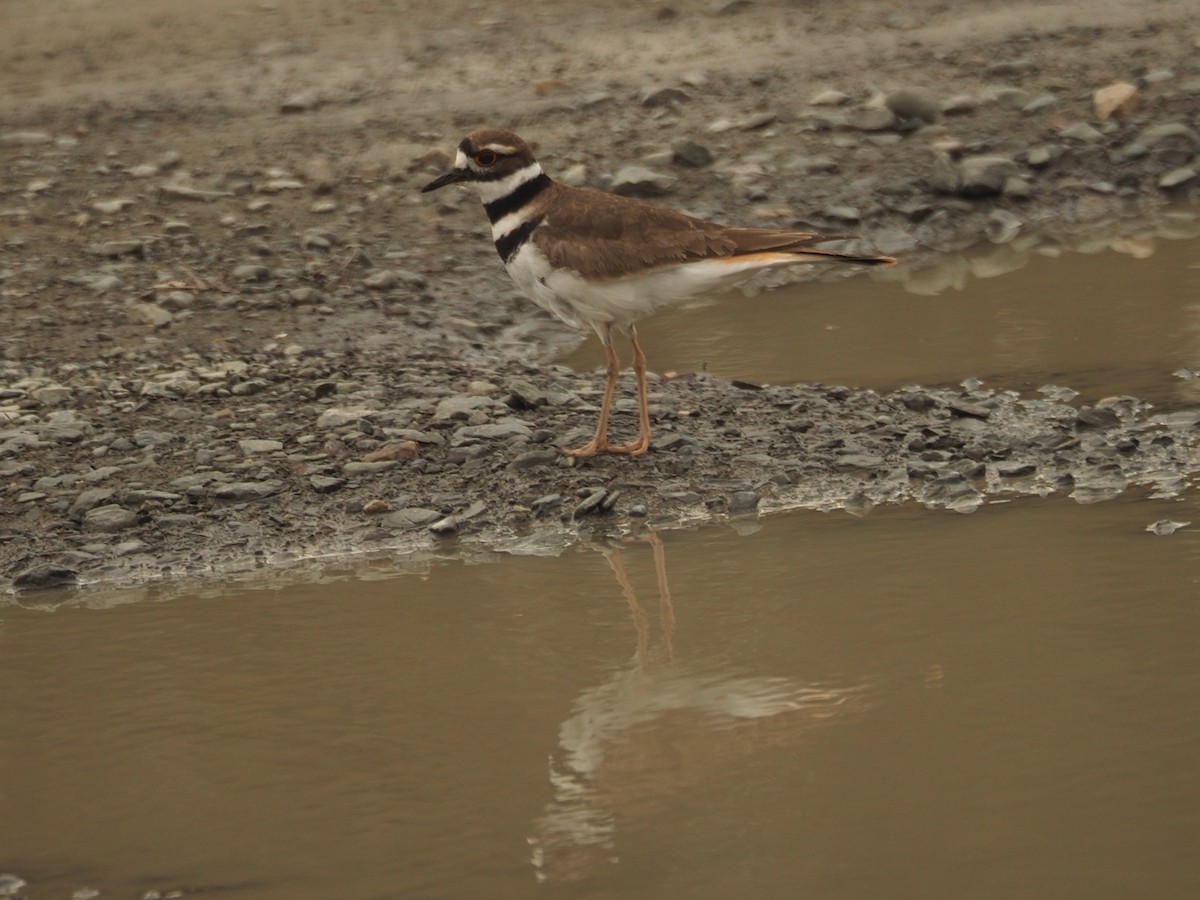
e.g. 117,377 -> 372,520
567,220 -> 1200,407
4,227 -> 1200,899
3,494 -> 1200,898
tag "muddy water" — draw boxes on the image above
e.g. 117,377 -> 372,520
5,228 -> 1200,898
571,219 -> 1200,407
3,497 -> 1200,898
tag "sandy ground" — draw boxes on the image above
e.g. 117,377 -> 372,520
2,0 -> 1200,590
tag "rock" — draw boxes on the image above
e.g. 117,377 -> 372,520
929,153 -> 961,194
434,394 -> 501,420
70,488 -> 116,517
212,480 -> 284,500
382,507 -> 441,528
1123,122 -> 1200,158
127,301 -> 174,328
672,139 -> 714,168
985,209 -> 1022,243
1093,81 -> 1138,120
83,504 -> 139,532
885,88 -> 939,123
309,475 -> 345,493
92,198 -> 135,214
810,88 -> 851,106
364,269 -> 400,290
1021,93 -> 1058,115
610,166 -> 676,197
317,407 -> 376,428
940,94 -> 978,115
728,490 -> 760,513
93,240 -> 145,259
849,108 -> 897,131
958,155 -> 1020,197
232,263 -> 270,282
1059,122 -> 1104,143
573,488 -> 610,518
281,90 -> 321,113
921,474 -> 983,513
1146,520 -> 1189,536
455,422 -> 532,441
530,493 -> 562,516
429,500 -> 487,535
12,566 -> 79,590
640,84 -> 690,107
1159,167 -> 1197,190
239,438 -> 284,454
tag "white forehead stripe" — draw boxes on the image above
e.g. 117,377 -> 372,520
453,148 -> 469,168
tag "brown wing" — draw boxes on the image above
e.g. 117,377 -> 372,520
533,185 -> 889,280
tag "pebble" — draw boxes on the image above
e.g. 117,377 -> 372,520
83,504 -> 139,532
885,89 -> 939,123
610,166 -> 676,197
810,89 -> 851,106
213,481 -> 284,500
672,139 -> 714,168
1094,81 -> 1138,120
1159,167 -> 1197,190
383,507 -> 441,528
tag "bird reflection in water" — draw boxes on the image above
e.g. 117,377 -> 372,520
528,533 -> 869,883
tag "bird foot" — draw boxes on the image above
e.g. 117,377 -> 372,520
560,436 -> 650,458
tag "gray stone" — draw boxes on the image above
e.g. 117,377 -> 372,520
885,89 -> 939,123
728,490 -> 760,513
1159,167 -> 1197,189
1021,93 -> 1058,115
363,269 -> 400,290
640,85 -> 690,107
1059,122 -> 1104,143
810,88 -> 851,106
850,108 -> 897,131
233,264 -> 270,282
672,139 -> 714,168
212,480 -> 284,500
239,438 -> 284,454
127,301 -> 174,328
93,240 -> 144,259
317,407 -> 376,428
281,90 -> 321,113
342,460 -> 398,475
455,422 -> 533,441
610,166 -> 676,197
958,156 -> 1020,197
309,475 -> 345,493
70,488 -> 116,517
83,504 -> 139,532
382,507 -> 441,528
12,566 -> 78,590
434,394 -> 501,420
573,489 -> 610,518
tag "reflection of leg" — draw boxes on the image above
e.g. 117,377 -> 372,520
643,533 -> 675,662
609,327 -> 651,456
605,547 -> 649,669
562,323 -> 620,458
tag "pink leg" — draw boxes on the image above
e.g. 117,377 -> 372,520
561,323 -> 621,458
608,327 -> 651,456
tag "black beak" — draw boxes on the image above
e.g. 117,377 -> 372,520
421,168 -> 469,193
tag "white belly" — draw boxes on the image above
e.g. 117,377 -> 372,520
502,241 -> 814,338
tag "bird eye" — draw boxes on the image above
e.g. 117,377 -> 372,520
474,149 -> 498,167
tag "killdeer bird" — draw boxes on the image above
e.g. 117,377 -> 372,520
422,127 -> 895,457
